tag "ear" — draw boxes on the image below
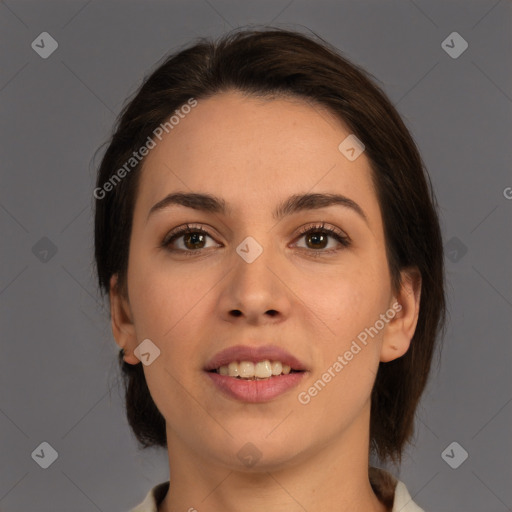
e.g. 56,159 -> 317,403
109,274 -> 140,365
380,267 -> 422,363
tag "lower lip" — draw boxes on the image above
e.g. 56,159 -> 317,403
205,371 -> 307,403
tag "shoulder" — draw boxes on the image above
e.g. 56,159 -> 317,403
369,466 -> 426,512
393,479 -> 425,511
129,481 -> 170,512
130,472 -> 426,512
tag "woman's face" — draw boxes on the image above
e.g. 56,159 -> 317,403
113,90 -> 414,471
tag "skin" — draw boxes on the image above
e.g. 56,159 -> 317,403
110,90 -> 421,512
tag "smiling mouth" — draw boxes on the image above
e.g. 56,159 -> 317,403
205,358 -> 307,403
207,360 -> 304,380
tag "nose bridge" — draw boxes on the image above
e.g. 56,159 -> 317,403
222,231 -> 287,320
233,232 -> 276,294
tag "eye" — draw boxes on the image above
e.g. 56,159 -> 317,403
161,224 -> 220,254
293,222 -> 351,254
161,222 -> 351,256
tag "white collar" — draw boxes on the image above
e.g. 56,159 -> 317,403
130,467 -> 425,511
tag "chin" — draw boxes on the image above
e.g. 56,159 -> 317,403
204,432 -> 307,472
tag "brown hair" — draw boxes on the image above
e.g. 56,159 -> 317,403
94,27 -> 447,465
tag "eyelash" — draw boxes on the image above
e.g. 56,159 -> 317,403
161,222 -> 351,257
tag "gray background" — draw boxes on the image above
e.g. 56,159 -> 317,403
1,1 -> 511,511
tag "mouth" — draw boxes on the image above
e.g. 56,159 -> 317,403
204,344 -> 308,403
207,360 -> 303,380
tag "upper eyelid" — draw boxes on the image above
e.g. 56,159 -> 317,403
163,222 -> 349,246
297,222 -> 348,237
163,223 -> 219,243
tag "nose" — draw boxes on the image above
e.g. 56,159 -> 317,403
218,238 -> 292,325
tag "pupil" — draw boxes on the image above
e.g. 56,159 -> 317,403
185,232 -> 205,249
307,232 -> 326,249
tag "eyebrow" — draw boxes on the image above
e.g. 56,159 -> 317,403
146,192 -> 369,226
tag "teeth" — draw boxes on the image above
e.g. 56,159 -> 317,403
255,361 -> 272,378
228,361 -> 239,377
239,361 -> 255,378
271,361 -> 282,375
216,360 -> 294,379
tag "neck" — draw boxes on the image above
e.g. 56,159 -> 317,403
159,403 -> 389,512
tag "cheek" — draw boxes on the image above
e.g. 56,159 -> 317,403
294,260 -> 387,345
127,246 -> 207,338
301,349 -> 378,432
128,261 -> 208,416
126,252 -> 220,393
296,274 -> 385,418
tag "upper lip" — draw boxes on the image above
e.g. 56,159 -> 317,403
204,344 -> 308,372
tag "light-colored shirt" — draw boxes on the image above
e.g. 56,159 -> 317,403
130,466 -> 425,511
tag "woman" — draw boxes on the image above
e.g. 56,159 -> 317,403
94,28 -> 446,512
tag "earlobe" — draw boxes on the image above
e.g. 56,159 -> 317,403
109,274 -> 140,365
380,267 -> 422,363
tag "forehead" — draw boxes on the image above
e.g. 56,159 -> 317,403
135,90 -> 379,226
